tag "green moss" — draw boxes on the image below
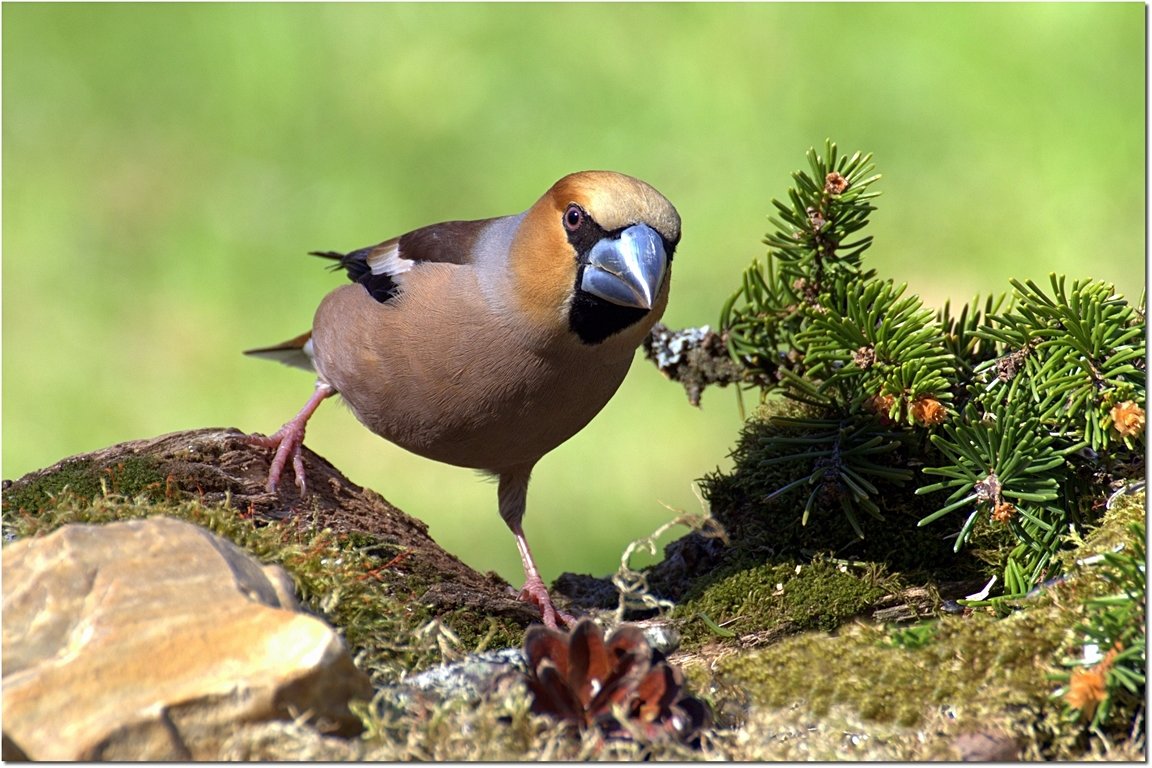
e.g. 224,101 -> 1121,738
2,455 -> 169,515
694,492 -> 1148,759
781,561 -> 892,631
719,608 -> 1066,732
675,555 -> 895,645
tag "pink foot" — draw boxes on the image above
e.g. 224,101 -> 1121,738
519,574 -> 577,629
249,383 -> 334,494
249,424 -> 308,494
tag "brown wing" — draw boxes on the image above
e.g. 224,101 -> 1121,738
311,219 -> 489,304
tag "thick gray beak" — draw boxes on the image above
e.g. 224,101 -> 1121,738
579,224 -> 668,310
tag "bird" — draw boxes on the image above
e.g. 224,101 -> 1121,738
245,171 -> 681,628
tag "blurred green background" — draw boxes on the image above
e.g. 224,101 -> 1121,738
3,3 -> 1144,585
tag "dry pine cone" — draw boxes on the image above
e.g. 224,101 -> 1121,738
523,618 -> 711,744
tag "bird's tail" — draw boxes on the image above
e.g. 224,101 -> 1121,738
243,330 -> 315,372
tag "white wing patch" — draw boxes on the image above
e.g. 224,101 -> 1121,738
367,240 -> 416,277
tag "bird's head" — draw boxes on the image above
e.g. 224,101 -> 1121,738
510,171 -> 681,346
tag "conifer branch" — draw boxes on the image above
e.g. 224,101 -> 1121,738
649,140 -> 1146,601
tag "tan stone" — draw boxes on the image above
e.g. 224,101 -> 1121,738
2,516 -> 373,760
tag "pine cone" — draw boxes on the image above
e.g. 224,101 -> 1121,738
523,619 -> 711,745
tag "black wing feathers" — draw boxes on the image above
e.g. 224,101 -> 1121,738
310,248 -> 399,303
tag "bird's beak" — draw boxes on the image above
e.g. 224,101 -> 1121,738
579,224 -> 668,310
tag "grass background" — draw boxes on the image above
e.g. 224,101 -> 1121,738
3,3 -> 1144,585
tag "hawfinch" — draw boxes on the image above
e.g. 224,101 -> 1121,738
246,171 -> 681,628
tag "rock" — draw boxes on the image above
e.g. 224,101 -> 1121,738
382,647 -> 529,711
2,516 -> 373,760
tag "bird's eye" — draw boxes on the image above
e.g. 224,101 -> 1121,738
563,204 -> 584,231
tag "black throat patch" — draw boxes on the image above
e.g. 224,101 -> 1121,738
568,288 -> 652,345
561,207 -> 674,345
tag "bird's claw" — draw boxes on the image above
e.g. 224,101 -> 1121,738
247,426 -> 308,494
519,575 -> 577,629
248,383 -> 334,496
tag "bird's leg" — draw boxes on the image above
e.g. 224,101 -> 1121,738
498,466 -> 577,629
249,381 -> 335,494
511,522 -> 577,629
